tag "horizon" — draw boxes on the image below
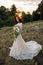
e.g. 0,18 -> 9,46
0,0 -> 42,14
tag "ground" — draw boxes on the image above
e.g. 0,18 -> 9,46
0,20 -> 43,65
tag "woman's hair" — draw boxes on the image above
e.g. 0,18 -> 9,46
15,13 -> 22,23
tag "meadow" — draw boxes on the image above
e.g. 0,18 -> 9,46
0,20 -> 43,65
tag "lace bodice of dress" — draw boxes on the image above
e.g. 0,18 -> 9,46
16,23 -> 22,31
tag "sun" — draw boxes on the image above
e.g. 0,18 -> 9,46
15,10 -> 22,19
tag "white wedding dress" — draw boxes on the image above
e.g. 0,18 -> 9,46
9,23 -> 42,60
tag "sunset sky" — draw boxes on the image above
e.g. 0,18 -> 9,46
0,0 -> 42,14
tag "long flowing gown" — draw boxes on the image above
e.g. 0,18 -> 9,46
9,23 -> 42,60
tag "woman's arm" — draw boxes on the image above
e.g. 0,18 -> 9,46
16,17 -> 19,22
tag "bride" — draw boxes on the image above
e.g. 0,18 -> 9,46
9,12 -> 42,60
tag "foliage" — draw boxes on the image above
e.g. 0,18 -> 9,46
37,0 -> 43,20
13,25 -> 20,38
0,5 -> 16,27
0,1 -> 43,28
10,4 -> 16,16
0,19 -> 4,27
5,16 -> 15,26
0,6 -> 6,20
32,11 -> 40,21
22,12 -> 32,23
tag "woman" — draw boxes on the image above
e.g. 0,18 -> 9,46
9,12 -> 42,60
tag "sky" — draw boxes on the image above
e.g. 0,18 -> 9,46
0,0 -> 42,14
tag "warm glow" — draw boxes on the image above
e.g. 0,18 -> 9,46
18,13 -> 22,19
15,10 -> 22,19
0,0 -> 42,14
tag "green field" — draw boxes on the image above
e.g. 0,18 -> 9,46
0,20 -> 43,65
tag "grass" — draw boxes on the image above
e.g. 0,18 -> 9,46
0,20 -> 43,65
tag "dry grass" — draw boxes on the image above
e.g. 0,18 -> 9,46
0,20 -> 43,65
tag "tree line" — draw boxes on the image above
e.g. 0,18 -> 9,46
0,0 -> 43,28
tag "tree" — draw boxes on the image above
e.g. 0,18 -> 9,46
32,11 -> 40,21
37,0 -> 43,20
5,16 -> 16,26
22,11 -> 26,23
0,5 -> 16,27
10,4 -> 16,16
5,8 -> 11,18
0,18 -> 4,27
0,6 -> 6,20
26,13 -> 32,22
22,11 -> 31,23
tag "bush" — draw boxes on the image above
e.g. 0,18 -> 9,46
0,19 -> 4,27
5,16 -> 15,26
